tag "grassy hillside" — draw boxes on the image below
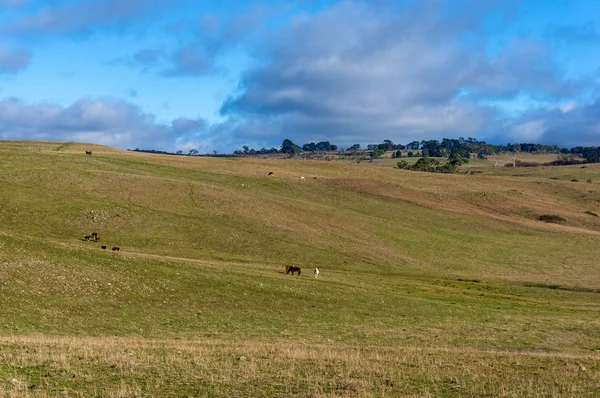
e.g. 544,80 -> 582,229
0,140 -> 599,396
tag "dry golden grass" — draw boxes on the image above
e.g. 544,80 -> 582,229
0,336 -> 598,397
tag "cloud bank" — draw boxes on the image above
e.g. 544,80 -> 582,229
220,0 -> 595,148
0,97 -> 212,151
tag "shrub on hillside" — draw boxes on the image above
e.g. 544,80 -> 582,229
396,160 -> 410,170
504,160 -> 541,167
397,157 -> 460,173
538,214 -> 566,223
546,157 -> 584,166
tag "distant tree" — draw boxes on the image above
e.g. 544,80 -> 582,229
377,139 -> 394,151
582,147 -> 600,163
406,141 -> 420,150
176,150 -> 183,155
395,150 -> 402,158
242,145 -> 249,154
420,140 -> 443,157
560,148 -> 571,154
302,142 -> 316,152
370,150 -> 385,159
348,144 -> 361,151
281,139 -> 301,155
330,144 -> 338,151
391,151 -> 397,159
315,141 -> 332,151
407,151 -> 415,158
188,149 -> 198,156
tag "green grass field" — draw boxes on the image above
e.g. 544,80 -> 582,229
1,141 -> 599,396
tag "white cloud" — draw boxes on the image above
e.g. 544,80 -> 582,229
220,0 -> 590,147
0,97 -> 209,151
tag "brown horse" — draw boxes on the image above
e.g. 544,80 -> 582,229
285,265 -> 301,276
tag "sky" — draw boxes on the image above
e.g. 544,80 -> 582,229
0,0 -> 599,153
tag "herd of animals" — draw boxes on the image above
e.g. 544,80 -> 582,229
83,232 -> 120,251
84,151 -> 320,277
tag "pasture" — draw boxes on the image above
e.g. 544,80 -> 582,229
0,140 -> 599,396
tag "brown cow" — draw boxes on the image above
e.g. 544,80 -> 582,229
112,247 -> 120,252
101,245 -> 107,249
84,235 -> 92,241
85,151 -> 92,156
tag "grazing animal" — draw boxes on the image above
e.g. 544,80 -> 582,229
91,232 -> 99,242
300,176 -> 305,180
101,245 -> 107,249
268,172 -> 273,176
112,247 -> 120,252
85,151 -> 92,156
285,265 -> 301,276
84,235 -> 92,241
314,268 -> 319,278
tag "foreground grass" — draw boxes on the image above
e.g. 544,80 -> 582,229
1,140 -> 600,396
0,336 -> 598,397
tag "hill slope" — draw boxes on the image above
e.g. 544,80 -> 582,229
0,141 -> 599,396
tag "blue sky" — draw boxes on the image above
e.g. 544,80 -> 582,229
0,0 -> 599,152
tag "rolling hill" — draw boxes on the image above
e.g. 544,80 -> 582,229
0,140 -> 598,397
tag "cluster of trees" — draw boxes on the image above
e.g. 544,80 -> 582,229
133,138 -> 600,166
233,146 -> 279,155
391,150 -> 418,158
235,139 -> 338,155
397,154 -> 468,173
129,148 -> 223,157
302,141 -> 338,152
581,147 -> 600,163
359,138 -> 564,160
